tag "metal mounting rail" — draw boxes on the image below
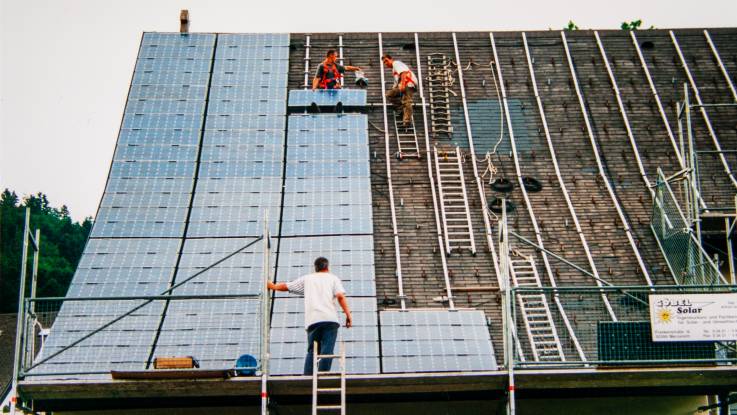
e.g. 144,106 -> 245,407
510,255 -> 565,362
378,33 -> 407,310
704,30 -> 737,102
426,53 -> 454,138
670,31 -> 737,189
595,32 -> 652,192
561,31 -> 654,286
304,35 -> 311,89
521,33 -> 611,318
338,35 -> 344,88
414,33 -> 454,310
312,341 -> 346,414
452,33 -> 495,260
434,146 -> 476,254
394,110 -> 421,159
630,31 -> 686,169
494,33 -> 594,356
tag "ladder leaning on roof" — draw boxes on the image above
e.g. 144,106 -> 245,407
393,110 -> 420,159
509,255 -> 565,362
433,146 -> 476,255
312,341 -> 346,414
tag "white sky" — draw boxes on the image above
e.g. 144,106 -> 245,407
2,0 -> 736,221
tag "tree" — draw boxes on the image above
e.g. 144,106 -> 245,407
565,20 -> 579,31
0,189 -> 92,313
621,20 -> 645,30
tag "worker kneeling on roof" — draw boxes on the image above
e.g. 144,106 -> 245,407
313,49 -> 362,90
383,53 -> 418,125
268,257 -> 352,375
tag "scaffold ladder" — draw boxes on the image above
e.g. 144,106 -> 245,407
312,341 -> 346,414
393,110 -> 420,159
509,256 -> 565,362
433,146 -> 476,255
426,53 -> 453,138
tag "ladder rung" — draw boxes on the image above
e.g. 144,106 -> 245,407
317,354 -> 341,359
316,405 -> 343,410
317,371 -> 343,376
317,388 -> 342,393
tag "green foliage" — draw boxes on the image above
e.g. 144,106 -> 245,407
0,189 -> 92,313
621,19 -> 643,30
565,20 -> 579,31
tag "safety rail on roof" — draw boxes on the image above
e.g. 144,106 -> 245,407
651,169 -> 727,286
510,285 -> 737,369
521,32 -> 616,326
14,227 -> 272,413
561,31 -> 653,286
490,33 -> 584,362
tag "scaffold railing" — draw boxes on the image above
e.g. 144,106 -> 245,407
651,170 -> 726,285
510,285 -> 737,369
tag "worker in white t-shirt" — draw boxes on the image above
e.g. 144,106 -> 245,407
267,257 -> 352,375
382,53 -> 418,125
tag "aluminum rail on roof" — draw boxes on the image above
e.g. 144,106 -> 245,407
704,30 -> 737,102
490,32 -> 589,359
521,32 -> 614,326
629,32 -> 686,169
450,33 -> 496,260
560,31 -> 654,287
414,33 -> 454,302
630,31 -> 708,212
304,35 -> 311,89
670,31 -> 737,189
338,35 -> 345,88
378,33 -> 408,310
594,32 -> 652,192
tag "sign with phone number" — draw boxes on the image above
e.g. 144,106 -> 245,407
649,293 -> 737,342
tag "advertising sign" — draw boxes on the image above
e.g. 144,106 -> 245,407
649,293 -> 737,342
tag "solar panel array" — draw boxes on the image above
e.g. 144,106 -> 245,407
149,33 -> 290,369
270,106 -> 380,374
34,33 -> 218,377
380,310 -> 497,373
36,32 -> 496,379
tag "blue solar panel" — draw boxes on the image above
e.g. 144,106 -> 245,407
203,128 -> 284,144
125,99 -> 206,115
119,129 -> 201,145
289,114 -> 367,130
380,310 -> 497,373
198,161 -> 282,178
217,33 -> 289,47
208,85 -> 287,100
287,144 -> 368,161
114,144 -> 198,162
138,44 -> 214,59
129,85 -> 209,100
122,113 -> 204,129
215,46 -> 289,60
288,89 -> 367,107
286,161 -> 369,178
211,70 -> 288,86
213,59 -> 289,74
135,58 -> 212,72
205,114 -> 285,130
208,99 -> 286,115
287,129 -> 367,145
105,177 -> 194,193
142,33 -> 216,46
110,161 -> 196,178
133,70 -> 211,86
195,177 -> 282,193
200,144 -> 283,162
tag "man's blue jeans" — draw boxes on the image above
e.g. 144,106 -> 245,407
304,321 -> 340,375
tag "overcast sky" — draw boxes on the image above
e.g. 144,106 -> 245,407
2,0 -> 736,221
